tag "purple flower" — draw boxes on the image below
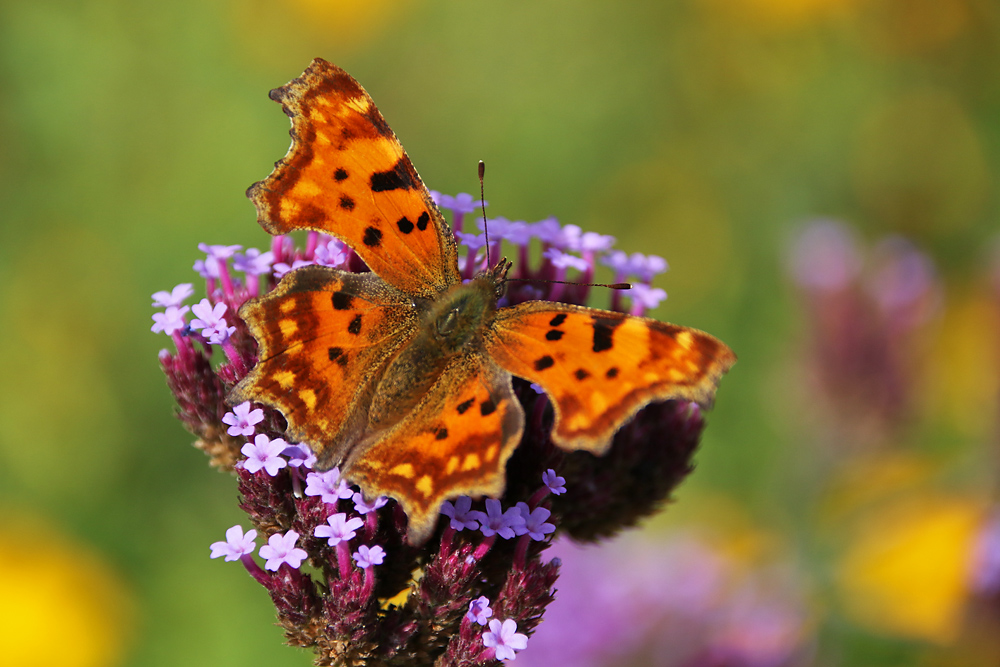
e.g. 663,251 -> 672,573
601,251 -> 668,282
273,259 -> 314,279
315,513 -> 364,546
241,434 -> 289,476
210,525 -> 257,561
466,596 -> 493,626
198,243 -> 243,260
440,496 -> 480,531
456,231 -> 489,252
544,248 -> 589,272
352,492 -> 388,515
532,217 -> 564,245
315,240 -> 346,267
437,192 -> 483,214
151,283 -> 194,308
352,544 -> 386,569
482,618 -> 528,661
282,444 -> 316,469
195,243 -> 242,278
259,530 -> 308,571
515,503 -> 556,541
579,231 -> 615,253
304,468 -> 354,504
542,469 -> 566,495
471,499 -> 524,540
222,401 -> 265,437
189,299 -> 237,344
628,284 -> 668,310
151,305 -> 189,335
786,219 -> 861,291
233,248 -> 275,275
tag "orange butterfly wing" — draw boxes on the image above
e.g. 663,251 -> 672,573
247,58 -> 460,299
345,351 -> 524,544
230,266 -> 418,467
484,301 -> 736,454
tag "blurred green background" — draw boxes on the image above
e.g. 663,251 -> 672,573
2,0 -> 999,665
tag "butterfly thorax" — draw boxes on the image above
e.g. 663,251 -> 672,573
367,273 -> 501,430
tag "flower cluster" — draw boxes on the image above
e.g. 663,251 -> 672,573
786,220 -> 943,447
154,195 -> 707,665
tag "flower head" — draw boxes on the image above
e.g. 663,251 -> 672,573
542,469 -> 566,495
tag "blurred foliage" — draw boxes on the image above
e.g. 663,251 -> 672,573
1,0 -> 999,665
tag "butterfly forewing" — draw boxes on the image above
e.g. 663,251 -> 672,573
484,301 -> 736,454
231,266 -> 418,466
344,351 -> 524,544
248,59 -> 461,299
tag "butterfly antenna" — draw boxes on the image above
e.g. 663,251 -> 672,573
479,160 -> 491,267
506,277 -> 632,290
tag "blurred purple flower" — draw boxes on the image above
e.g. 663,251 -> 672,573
152,283 -> 194,308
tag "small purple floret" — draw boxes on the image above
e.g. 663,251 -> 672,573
542,469 -> 566,495
628,283 -> 668,310
515,502 -> 556,541
466,596 -> 493,626
151,305 -> 189,335
233,248 -> 275,275
210,525 -> 257,561
259,530 -> 308,571
282,444 -> 316,469
352,492 -> 388,515
352,544 -> 386,569
152,283 -> 194,308
544,248 -> 589,272
222,401 -> 265,437
241,434 -> 289,476
471,499 -> 524,540
440,496 -> 480,531
315,513 -> 364,546
482,618 -> 528,661
304,468 -> 354,504
190,299 -> 237,344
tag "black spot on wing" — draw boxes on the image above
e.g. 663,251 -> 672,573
332,292 -> 353,310
339,194 -> 355,211
435,427 -> 449,441
416,211 -> 430,231
397,216 -> 414,234
370,158 -> 416,192
574,368 -> 590,380
348,314 -> 362,335
480,399 -> 496,416
457,398 -> 475,414
363,226 -> 383,247
534,355 -> 555,371
545,329 -> 564,341
592,316 -> 622,353
334,168 -> 348,181
606,367 -> 619,379
328,347 -> 348,367
549,314 -> 567,327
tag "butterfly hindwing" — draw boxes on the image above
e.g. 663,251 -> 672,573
231,265 -> 418,466
344,351 -> 524,544
247,58 -> 461,299
484,301 -> 736,454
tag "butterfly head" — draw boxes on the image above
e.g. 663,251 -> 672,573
477,257 -> 513,300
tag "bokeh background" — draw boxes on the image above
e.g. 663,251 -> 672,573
2,0 -> 1000,665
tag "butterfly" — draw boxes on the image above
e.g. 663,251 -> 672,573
230,59 -> 736,544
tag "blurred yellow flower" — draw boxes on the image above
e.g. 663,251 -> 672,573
0,516 -> 133,667
836,494 -> 985,643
